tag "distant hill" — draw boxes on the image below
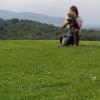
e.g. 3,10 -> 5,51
0,10 -> 64,26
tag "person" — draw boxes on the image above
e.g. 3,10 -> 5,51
60,5 -> 83,46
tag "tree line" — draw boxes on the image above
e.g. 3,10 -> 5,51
0,18 -> 100,40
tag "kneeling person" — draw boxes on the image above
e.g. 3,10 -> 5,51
60,5 -> 83,46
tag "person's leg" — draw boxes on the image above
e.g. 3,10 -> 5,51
69,35 -> 74,45
74,31 -> 80,46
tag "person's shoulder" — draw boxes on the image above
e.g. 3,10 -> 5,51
77,16 -> 83,29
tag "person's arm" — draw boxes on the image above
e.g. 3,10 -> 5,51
77,19 -> 82,29
76,20 -> 81,29
62,19 -> 69,28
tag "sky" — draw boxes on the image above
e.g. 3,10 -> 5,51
0,0 -> 100,27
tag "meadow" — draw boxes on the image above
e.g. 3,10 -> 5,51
0,40 -> 100,100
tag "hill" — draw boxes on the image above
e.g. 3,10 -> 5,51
0,10 -> 64,26
0,18 -> 100,40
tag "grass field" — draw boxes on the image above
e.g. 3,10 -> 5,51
0,40 -> 100,100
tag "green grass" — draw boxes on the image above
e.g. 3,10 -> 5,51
0,40 -> 100,100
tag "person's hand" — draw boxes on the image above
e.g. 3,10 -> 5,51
62,19 -> 69,28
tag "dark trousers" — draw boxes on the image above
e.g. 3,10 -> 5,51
74,31 -> 80,45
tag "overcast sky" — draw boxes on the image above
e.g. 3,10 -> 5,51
0,0 -> 100,27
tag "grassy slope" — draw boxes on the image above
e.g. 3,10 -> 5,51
0,40 -> 100,100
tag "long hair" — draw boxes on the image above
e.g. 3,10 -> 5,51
70,6 -> 79,17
